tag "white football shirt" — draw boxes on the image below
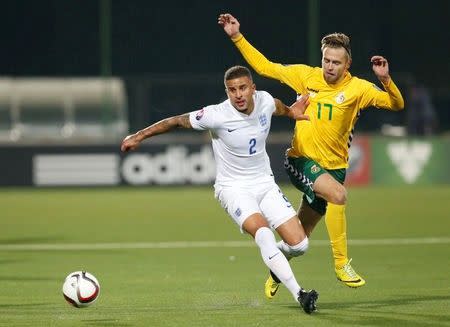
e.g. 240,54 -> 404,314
189,90 -> 276,186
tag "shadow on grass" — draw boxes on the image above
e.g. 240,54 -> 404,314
0,303 -> 51,308
288,295 -> 450,326
81,319 -> 134,327
0,275 -> 60,282
0,259 -> 24,264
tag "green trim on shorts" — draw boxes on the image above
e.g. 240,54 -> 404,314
284,156 -> 346,215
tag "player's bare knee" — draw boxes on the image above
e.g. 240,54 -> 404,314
331,185 -> 347,205
337,187 -> 347,204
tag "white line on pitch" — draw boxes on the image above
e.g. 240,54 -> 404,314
0,237 -> 449,251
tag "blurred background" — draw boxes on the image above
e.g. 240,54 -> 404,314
0,0 -> 449,186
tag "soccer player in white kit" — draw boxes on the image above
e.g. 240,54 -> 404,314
121,66 -> 318,314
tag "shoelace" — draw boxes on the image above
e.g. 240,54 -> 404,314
342,258 -> 358,279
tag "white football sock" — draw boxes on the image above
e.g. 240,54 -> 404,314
277,237 -> 309,260
254,227 -> 301,300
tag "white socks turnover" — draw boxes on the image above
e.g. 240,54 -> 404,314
254,227 -> 301,300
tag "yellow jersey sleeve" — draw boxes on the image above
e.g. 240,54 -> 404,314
358,78 -> 405,111
233,35 -> 313,94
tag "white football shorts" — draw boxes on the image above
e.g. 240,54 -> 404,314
214,181 -> 296,232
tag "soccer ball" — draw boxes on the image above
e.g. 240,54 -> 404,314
62,271 -> 100,308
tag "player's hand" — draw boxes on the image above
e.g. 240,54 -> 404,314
121,133 -> 141,152
371,56 -> 391,84
218,13 -> 241,39
289,94 -> 310,121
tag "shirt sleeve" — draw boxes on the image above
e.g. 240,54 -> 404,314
233,35 -> 311,93
189,105 -> 217,130
258,91 -> 276,115
358,78 -> 405,111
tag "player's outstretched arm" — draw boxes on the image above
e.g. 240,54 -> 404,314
274,95 -> 310,121
371,55 -> 404,110
218,13 -> 287,81
121,114 -> 192,152
218,13 -> 241,40
371,56 -> 391,84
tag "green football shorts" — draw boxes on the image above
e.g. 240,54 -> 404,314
284,156 -> 346,215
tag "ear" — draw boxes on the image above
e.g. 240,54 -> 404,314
346,58 -> 352,70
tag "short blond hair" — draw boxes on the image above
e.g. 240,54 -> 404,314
321,33 -> 352,60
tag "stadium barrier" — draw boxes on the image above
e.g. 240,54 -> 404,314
0,136 -> 448,186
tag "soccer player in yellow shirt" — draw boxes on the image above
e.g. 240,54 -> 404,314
218,13 -> 404,295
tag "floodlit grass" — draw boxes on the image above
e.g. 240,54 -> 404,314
1,186 -> 449,326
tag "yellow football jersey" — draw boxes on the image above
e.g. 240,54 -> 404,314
233,35 -> 404,169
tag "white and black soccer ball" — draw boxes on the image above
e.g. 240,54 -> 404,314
62,271 -> 100,308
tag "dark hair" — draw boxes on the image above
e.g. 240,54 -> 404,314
224,65 -> 253,84
321,33 -> 352,60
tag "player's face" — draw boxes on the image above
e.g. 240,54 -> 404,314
225,76 -> 256,115
321,47 -> 350,84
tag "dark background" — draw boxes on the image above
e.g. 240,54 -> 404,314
1,0 -> 449,132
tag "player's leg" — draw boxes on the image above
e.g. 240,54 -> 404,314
265,156 -> 326,298
326,204 -> 348,269
215,185 -> 308,306
257,185 -> 303,298
300,172 -> 351,278
297,197 -> 323,237
322,169 -> 365,287
258,184 -> 318,313
311,173 -> 350,268
275,217 -> 308,259
275,215 -> 319,314
262,215 -> 310,299
312,172 -> 347,205
285,155 -> 364,287
283,155 -> 327,235
267,197 -> 323,294
243,214 -> 303,303
326,203 -> 365,287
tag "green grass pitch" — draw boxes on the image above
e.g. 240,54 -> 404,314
1,185 -> 449,326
